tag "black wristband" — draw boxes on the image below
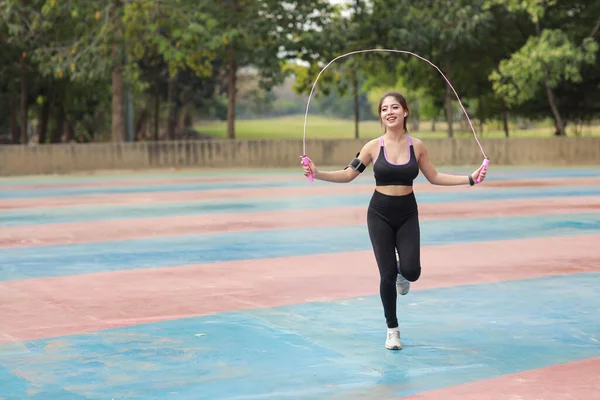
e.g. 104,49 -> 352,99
468,175 -> 475,186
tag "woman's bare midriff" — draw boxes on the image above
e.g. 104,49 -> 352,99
375,185 -> 414,196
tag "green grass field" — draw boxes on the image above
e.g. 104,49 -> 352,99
195,115 -> 600,140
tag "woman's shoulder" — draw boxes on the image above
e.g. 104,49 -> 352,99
363,137 -> 381,149
410,136 -> 426,150
409,135 -> 424,146
355,137 -> 381,163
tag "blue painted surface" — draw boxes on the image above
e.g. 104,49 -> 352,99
1,168 -> 599,399
0,171 -> 300,186
1,166 -> 599,198
2,212 -> 599,281
0,178 -> 340,199
0,167 -> 598,187
2,185 -> 599,227
0,273 -> 599,399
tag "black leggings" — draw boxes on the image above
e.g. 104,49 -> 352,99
367,190 -> 421,329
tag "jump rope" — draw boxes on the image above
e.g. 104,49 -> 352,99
300,49 -> 490,183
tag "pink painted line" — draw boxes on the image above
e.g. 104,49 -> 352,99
1,177 -> 599,210
0,182 -> 376,210
1,196 -> 598,248
481,176 -> 600,189
401,357 -> 600,400
0,174 -> 298,191
3,175 -> 594,191
1,234 -> 598,343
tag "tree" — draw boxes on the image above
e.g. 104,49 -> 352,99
24,1 -> 125,141
210,0 -> 333,139
123,0 -> 220,139
25,0 -> 218,142
487,0 -> 600,135
368,0 -> 495,137
0,0 -> 48,144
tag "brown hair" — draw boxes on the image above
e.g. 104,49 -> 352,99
378,91 -> 409,132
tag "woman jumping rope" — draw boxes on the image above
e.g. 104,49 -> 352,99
301,91 -> 488,350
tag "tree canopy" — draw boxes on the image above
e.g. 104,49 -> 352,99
1,0 -> 598,144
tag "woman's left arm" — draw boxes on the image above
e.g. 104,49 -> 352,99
414,138 -> 486,186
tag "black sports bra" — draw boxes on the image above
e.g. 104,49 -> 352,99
373,136 -> 419,186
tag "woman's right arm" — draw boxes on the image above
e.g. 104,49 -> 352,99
302,141 -> 374,183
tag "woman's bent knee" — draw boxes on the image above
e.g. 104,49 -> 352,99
403,267 -> 421,282
399,264 -> 421,282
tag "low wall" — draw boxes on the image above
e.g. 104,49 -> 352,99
1,137 -> 599,176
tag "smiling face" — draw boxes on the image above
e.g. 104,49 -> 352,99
378,92 -> 409,133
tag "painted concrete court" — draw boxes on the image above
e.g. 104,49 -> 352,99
1,166 -> 599,399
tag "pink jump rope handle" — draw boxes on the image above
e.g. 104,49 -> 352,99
301,156 -> 314,182
476,158 -> 490,183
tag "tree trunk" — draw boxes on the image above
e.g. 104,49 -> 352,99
20,58 -> 28,144
478,97 -> 484,133
112,63 -> 126,142
135,108 -> 148,140
410,102 -> 419,132
227,45 -> 237,139
183,108 -> 193,128
167,105 -> 180,139
65,120 -> 75,142
411,118 -> 420,132
167,76 -> 179,139
352,67 -> 359,139
445,87 -> 454,138
444,61 -> 453,138
501,102 -> 509,138
532,20 -> 566,137
9,88 -> 18,144
52,105 -> 65,143
38,100 -> 50,144
111,10 -> 125,143
154,91 -> 160,140
111,0 -> 125,142
545,81 -> 566,136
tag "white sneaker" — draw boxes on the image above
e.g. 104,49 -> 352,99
396,273 -> 410,295
385,328 -> 402,350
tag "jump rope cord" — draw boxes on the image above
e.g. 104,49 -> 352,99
302,48 -> 488,160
